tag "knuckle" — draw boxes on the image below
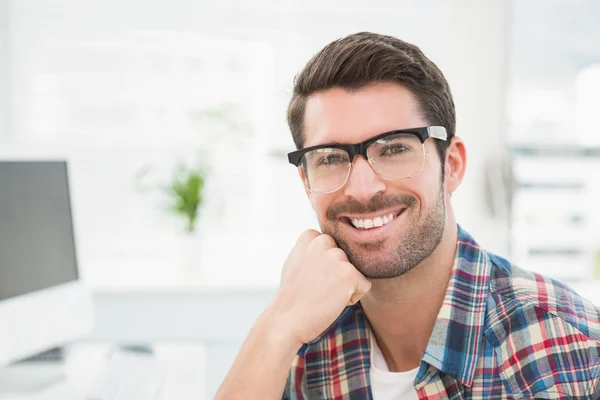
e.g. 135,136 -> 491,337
312,234 -> 336,249
297,229 -> 320,244
327,247 -> 348,261
339,263 -> 355,279
295,230 -> 319,250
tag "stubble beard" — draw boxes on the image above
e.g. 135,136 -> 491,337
324,188 -> 446,279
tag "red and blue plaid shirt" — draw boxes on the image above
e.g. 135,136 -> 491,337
283,226 -> 600,399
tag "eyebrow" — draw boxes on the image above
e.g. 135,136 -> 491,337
309,130 -> 397,148
308,138 -> 352,147
308,128 -> 415,148
318,140 -> 346,146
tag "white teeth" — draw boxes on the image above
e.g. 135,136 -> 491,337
350,211 -> 399,230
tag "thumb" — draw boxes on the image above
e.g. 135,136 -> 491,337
348,276 -> 371,306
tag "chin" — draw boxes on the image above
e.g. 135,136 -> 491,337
346,245 -> 413,279
356,263 -> 415,280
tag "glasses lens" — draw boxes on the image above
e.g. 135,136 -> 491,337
367,133 -> 424,180
301,148 -> 351,193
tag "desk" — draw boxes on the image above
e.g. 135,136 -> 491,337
0,343 -> 207,400
11,263 -> 594,400
84,262 -> 278,399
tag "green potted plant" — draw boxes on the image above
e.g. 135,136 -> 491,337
163,162 -> 207,272
134,160 -> 208,271
163,163 -> 207,234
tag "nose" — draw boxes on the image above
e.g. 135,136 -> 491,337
342,156 -> 386,203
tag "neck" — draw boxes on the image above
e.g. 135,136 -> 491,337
361,219 -> 459,372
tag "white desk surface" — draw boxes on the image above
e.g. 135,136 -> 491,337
0,343 -> 207,400
82,259 -> 600,306
82,259 -> 279,294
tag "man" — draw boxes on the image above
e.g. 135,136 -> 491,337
216,32 -> 600,399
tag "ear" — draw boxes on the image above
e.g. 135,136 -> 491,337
444,136 -> 467,195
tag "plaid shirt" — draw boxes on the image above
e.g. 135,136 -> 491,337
283,226 -> 600,399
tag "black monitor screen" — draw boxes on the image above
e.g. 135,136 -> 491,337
0,161 -> 79,301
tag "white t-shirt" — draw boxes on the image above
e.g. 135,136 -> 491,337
369,330 -> 419,400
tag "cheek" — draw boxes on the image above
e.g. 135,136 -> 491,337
311,195 -> 333,221
418,157 -> 444,196
393,173 -> 440,212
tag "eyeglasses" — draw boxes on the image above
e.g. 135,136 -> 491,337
288,126 -> 447,194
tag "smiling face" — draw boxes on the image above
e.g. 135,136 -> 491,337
301,83 -> 448,279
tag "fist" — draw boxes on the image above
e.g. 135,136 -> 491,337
269,230 -> 371,345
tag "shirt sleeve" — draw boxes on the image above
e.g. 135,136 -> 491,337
282,354 -> 307,400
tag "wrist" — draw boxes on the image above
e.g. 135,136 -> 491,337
259,305 -> 304,351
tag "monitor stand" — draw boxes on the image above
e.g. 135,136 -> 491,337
0,347 -> 66,393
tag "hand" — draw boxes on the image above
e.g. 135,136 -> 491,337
267,230 -> 371,345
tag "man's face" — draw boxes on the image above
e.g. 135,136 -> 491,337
301,83 -> 447,279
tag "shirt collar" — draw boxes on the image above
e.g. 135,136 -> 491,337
417,225 -> 492,387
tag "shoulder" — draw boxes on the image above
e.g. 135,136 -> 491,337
486,253 -> 600,340
484,253 -> 600,398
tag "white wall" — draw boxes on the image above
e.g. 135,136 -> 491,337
0,0 -> 9,139
0,1 -> 514,397
446,0 -> 511,256
2,0 -> 512,283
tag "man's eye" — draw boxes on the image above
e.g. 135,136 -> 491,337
381,145 -> 408,156
321,155 -> 348,165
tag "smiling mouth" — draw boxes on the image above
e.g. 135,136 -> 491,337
340,208 -> 406,230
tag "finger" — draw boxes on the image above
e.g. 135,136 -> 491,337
310,233 -> 337,251
286,230 -> 321,265
296,229 -> 321,248
348,293 -> 363,306
326,247 -> 349,262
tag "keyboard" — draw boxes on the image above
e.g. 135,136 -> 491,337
86,346 -> 164,400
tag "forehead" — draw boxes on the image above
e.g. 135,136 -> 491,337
303,83 -> 427,147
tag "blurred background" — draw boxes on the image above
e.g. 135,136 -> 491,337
0,0 -> 599,398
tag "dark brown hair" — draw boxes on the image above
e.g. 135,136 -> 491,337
287,32 -> 455,165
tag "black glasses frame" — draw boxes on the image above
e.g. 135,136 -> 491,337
287,126 -> 447,166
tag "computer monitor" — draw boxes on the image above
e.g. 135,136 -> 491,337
0,160 -> 93,368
